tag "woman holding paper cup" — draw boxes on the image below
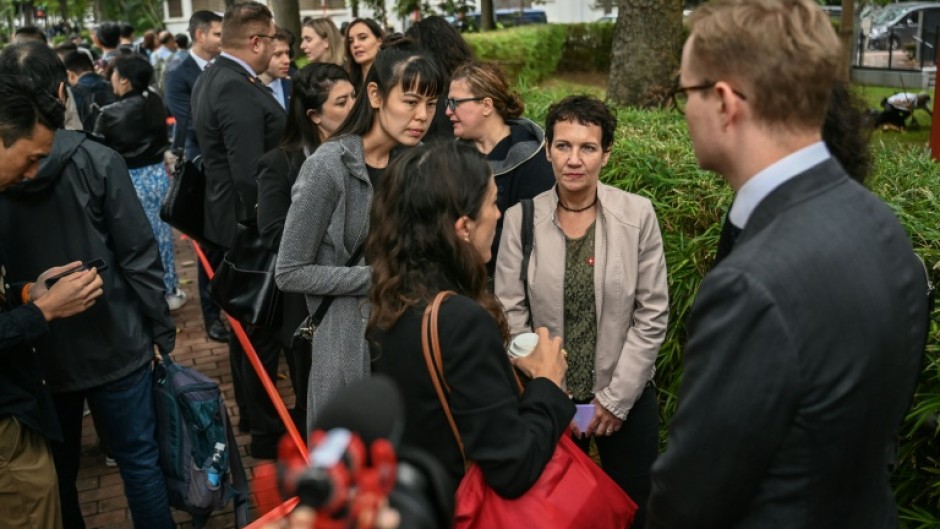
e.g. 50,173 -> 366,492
495,95 -> 669,526
367,141 -> 573,498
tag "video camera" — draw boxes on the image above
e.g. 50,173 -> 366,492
277,428 -> 397,529
254,376 -> 453,529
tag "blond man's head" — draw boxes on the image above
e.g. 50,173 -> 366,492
686,0 -> 842,131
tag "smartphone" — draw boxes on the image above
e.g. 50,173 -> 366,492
44,258 -> 108,288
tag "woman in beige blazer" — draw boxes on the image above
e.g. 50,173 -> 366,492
495,95 -> 668,527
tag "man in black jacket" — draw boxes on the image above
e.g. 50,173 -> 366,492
0,42 -> 176,529
0,75 -> 104,529
192,1 -> 288,459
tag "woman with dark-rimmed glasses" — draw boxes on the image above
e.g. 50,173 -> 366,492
446,61 -> 555,274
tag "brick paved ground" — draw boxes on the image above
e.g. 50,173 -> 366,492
79,234 -> 297,528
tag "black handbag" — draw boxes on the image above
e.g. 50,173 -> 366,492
160,155 -> 209,246
209,222 -> 282,327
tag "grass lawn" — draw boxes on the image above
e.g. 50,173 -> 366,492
532,74 -> 934,154
854,84 -> 933,153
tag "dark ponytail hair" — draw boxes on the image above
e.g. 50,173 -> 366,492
281,62 -> 351,152
332,38 -> 444,139
110,53 -> 153,94
367,140 -> 507,340
111,54 -> 164,130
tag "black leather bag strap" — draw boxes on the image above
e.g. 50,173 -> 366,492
301,243 -> 366,336
520,198 -> 534,329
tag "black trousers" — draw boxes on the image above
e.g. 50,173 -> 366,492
573,383 -> 659,529
228,323 -> 286,454
197,245 -> 224,328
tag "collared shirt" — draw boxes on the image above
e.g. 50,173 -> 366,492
729,141 -> 831,229
219,51 -> 258,78
151,46 -> 173,66
189,49 -> 210,71
267,78 -> 287,109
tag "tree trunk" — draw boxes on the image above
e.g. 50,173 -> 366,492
269,0 -> 302,58
839,0 -> 855,78
481,0 -> 495,31
607,0 -> 683,108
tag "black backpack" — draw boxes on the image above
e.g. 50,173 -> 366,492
152,353 -> 249,528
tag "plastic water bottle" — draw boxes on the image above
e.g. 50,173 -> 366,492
206,442 -> 225,489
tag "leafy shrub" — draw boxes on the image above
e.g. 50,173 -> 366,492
464,25 -> 568,85
556,23 -> 615,73
521,84 -> 940,527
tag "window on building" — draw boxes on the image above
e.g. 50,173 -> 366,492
299,0 -> 346,10
192,0 -> 226,13
167,0 -> 183,18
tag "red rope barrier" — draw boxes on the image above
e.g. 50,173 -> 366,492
188,237 -> 308,525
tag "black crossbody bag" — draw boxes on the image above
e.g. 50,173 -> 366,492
296,243 -> 366,340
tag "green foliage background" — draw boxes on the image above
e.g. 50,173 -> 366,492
473,22 -> 940,528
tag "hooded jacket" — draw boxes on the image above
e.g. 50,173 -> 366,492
0,130 -> 175,393
462,117 -> 556,274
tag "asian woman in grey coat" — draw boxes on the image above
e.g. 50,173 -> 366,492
275,40 -> 444,430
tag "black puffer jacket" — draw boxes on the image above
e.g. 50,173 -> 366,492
94,90 -> 168,169
0,130 -> 175,393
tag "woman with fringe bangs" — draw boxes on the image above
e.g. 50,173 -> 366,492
367,141 -> 574,498
275,40 -> 443,431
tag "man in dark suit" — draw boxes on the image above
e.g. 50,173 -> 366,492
258,29 -> 291,111
165,10 -> 221,162
648,1 -> 929,528
192,0 -> 287,459
164,9 -> 227,342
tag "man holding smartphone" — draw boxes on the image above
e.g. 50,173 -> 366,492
0,43 -> 177,529
0,75 -> 105,529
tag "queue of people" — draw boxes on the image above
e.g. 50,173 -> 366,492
0,0 -> 930,528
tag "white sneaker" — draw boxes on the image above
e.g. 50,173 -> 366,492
105,456 -> 117,467
165,288 -> 188,311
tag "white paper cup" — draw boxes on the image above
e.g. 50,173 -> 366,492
507,332 -> 539,359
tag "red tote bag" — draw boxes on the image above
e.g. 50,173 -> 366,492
421,292 -> 637,529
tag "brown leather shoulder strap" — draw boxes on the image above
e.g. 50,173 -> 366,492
420,290 -> 465,465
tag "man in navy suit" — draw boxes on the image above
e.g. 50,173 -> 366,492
649,1 -> 929,527
192,1 -> 287,459
258,29 -> 291,110
164,10 -> 227,342
165,10 -> 221,161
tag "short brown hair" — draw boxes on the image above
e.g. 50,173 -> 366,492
687,0 -> 841,131
221,1 -> 274,49
451,61 -> 523,120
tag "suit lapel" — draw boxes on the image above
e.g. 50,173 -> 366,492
214,56 -> 286,113
739,158 -> 847,247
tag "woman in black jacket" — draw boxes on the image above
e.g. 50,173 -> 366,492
256,62 -> 355,432
367,141 -> 573,498
94,54 -> 186,310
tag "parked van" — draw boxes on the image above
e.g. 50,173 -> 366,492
465,8 -> 548,30
868,2 -> 940,50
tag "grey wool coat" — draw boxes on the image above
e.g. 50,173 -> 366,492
275,134 -> 372,430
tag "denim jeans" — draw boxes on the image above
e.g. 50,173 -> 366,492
51,363 -> 174,529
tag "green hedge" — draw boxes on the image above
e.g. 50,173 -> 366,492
464,25 -> 568,86
519,84 -> 940,527
556,23 -> 615,73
